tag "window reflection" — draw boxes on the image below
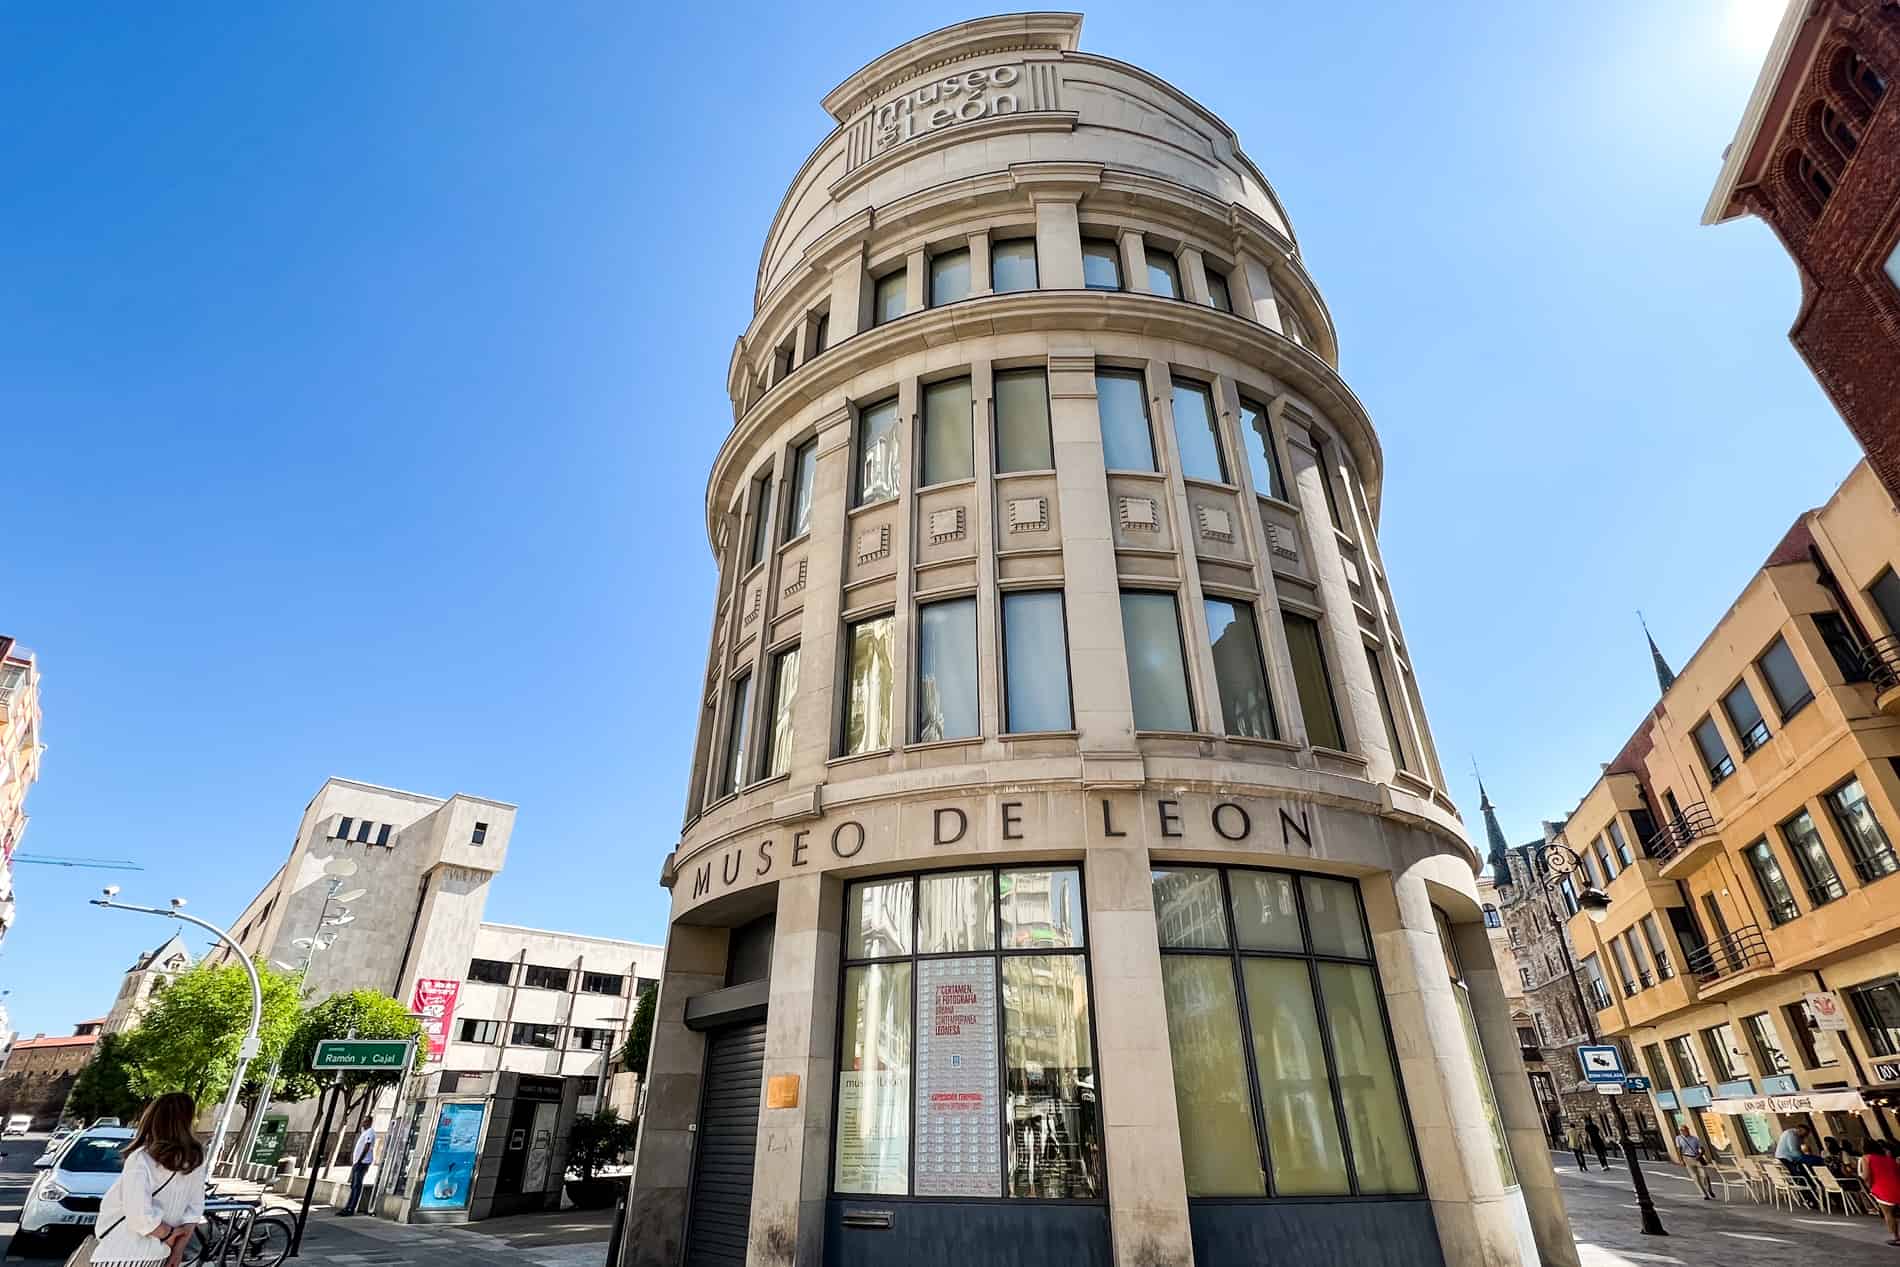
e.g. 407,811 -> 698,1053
1161,956 -> 1263,1194
764,647 -> 799,779
843,616 -> 894,756
1001,868 -> 1084,949
917,597 -> 978,742
855,397 -> 902,507
836,962 -> 912,1194
1004,955 -> 1102,1198
1318,962 -> 1420,1194
1205,598 -> 1277,740
1244,959 -> 1348,1194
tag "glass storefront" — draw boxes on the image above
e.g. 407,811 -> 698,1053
1151,866 -> 1422,1199
834,867 -> 1103,1201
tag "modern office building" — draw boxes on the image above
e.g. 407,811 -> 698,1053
1704,0 -> 1899,501
212,778 -> 661,1144
0,637 -> 44,950
1553,459 -> 1900,1161
622,16 -> 1572,1267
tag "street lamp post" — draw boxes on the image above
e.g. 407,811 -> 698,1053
1530,842 -> 1667,1237
91,891 -> 260,1176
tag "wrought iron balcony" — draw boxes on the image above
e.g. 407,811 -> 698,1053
1645,801 -> 1719,862
1683,923 -> 1772,983
1870,636 -> 1900,695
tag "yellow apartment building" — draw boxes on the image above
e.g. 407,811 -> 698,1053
1561,460 -> 1900,1160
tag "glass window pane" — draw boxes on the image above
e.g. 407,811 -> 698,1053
855,397 -> 901,506
1160,956 -> 1265,1195
1759,637 -> 1812,716
1229,870 -> 1303,952
765,647 -> 799,779
1205,598 -> 1277,740
1779,809 -> 1845,904
1283,613 -> 1346,751
921,378 -> 973,486
1205,268 -> 1232,313
1170,380 -> 1228,482
846,878 -> 913,959
1744,838 -> 1799,925
1146,249 -> 1180,298
721,674 -> 752,795
1000,868 -> 1084,949
747,476 -> 773,568
1301,876 -> 1368,959
991,239 -> 1038,293
994,369 -> 1053,473
1451,980 -> 1517,1186
1120,591 -> 1194,731
1239,397 -> 1283,500
1151,868 -> 1229,949
1081,240 -> 1121,290
1002,591 -> 1072,732
787,438 -> 817,540
1096,371 -> 1155,471
1827,778 -> 1900,879
930,248 -> 970,306
835,963 -> 912,1194
1872,569 -> 1900,635
1242,959 -> 1350,1194
1003,955 -> 1103,1198
1317,962 -> 1420,1194
873,270 -> 906,326
842,616 -> 895,756
1693,716 -> 1734,781
917,597 -> 979,742
1722,681 -> 1769,754
917,873 -> 996,954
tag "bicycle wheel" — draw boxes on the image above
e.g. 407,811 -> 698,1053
181,1219 -> 223,1267
234,1214 -> 294,1267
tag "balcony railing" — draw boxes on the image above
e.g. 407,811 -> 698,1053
1868,635 -> 1900,693
1684,924 -> 1772,983
1645,801 -> 1719,861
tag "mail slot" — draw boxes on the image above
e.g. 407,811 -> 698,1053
840,1210 -> 894,1230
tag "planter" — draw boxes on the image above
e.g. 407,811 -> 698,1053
564,1175 -> 627,1209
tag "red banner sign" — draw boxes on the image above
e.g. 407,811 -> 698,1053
410,978 -> 461,1061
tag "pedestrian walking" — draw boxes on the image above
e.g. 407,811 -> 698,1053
338,1117 -> 377,1217
74,1092 -> 206,1267
1674,1126 -> 1715,1200
1584,1117 -> 1608,1170
1566,1121 -> 1590,1171
1858,1139 -> 1900,1246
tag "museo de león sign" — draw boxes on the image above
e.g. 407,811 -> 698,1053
873,64 -> 1022,155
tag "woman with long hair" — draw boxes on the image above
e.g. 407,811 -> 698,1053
78,1093 -> 206,1267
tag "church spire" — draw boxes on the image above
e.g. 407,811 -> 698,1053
1640,611 -> 1676,693
1477,768 -> 1512,881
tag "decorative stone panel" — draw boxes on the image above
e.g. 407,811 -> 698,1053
1007,497 -> 1048,532
857,524 -> 891,563
1196,505 -> 1233,542
783,559 -> 808,596
928,506 -> 966,543
1119,497 -> 1158,530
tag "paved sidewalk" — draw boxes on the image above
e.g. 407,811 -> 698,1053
1553,1150 -> 1899,1266
286,1200 -> 615,1266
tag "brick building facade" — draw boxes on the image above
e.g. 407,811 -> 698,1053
1706,0 -> 1900,501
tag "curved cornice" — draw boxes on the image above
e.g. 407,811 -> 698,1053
820,12 -> 1084,122
704,288 -> 1386,549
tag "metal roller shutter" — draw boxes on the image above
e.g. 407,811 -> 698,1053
684,1021 -> 768,1267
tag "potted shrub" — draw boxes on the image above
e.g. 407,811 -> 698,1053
564,1109 -> 636,1209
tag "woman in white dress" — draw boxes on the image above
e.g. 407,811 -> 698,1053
77,1093 -> 205,1267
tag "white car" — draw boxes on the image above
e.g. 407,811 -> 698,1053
2,1113 -> 32,1138
10,1126 -> 134,1256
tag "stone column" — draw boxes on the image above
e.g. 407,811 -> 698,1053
905,248 -> 928,316
1177,246 -> 1210,306
1046,349 -> 1137,754
1117,229 -> 1147,294
787,409 -> 853,792
967,231 -> 993,298
1088,806 -> 1195,1267
1362,867 -> 1541,1267
621,925 -> 730,1267
826,244 -> 868,341
1453,918 -> 1581,1267
1032,196 -> 1085,289
745,874 -> 843,1267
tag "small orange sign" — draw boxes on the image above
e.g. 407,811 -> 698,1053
766,1074 -> 800,1109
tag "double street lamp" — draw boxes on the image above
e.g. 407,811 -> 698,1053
1526,841 -> 1667,1237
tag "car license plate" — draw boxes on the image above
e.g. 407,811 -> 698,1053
58,1212 -> 93,1224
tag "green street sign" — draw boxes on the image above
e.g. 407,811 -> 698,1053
312,1039 -> 411,1071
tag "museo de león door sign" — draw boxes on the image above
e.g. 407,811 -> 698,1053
915,957 -> 1000,1196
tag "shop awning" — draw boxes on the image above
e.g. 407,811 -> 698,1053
1707,1090 -> 1867,1115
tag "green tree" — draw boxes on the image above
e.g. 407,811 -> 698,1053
65,1033 -> 143,1124
620,985 -> 656,1082
565,1108 -> 637,1182
279,990 -> 425,1135
120,962 -> 304,1104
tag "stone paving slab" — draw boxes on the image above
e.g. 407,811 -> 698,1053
1552,1150 -> 1899,1266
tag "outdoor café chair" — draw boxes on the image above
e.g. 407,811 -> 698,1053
1813,1166 -> 1873,1216
1711,1156 -> 1755,1202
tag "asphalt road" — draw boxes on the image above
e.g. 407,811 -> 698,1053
0,1132 -> 61,1260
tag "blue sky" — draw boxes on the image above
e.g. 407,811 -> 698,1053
0,1 -> 1854,1037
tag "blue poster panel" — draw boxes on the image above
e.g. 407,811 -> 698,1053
418,1102 -> 487,1211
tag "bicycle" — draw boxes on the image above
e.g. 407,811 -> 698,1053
181,1189 -> 294,1267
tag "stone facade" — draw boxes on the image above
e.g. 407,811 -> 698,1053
103,933 -> 194,1036
0,637 -> 44,950
0,1027 -> 98,1129
1706,0 -> 1900,503
621,16 -> 1575,1267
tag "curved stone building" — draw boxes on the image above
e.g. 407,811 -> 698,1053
623,15 -> 1575,1267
